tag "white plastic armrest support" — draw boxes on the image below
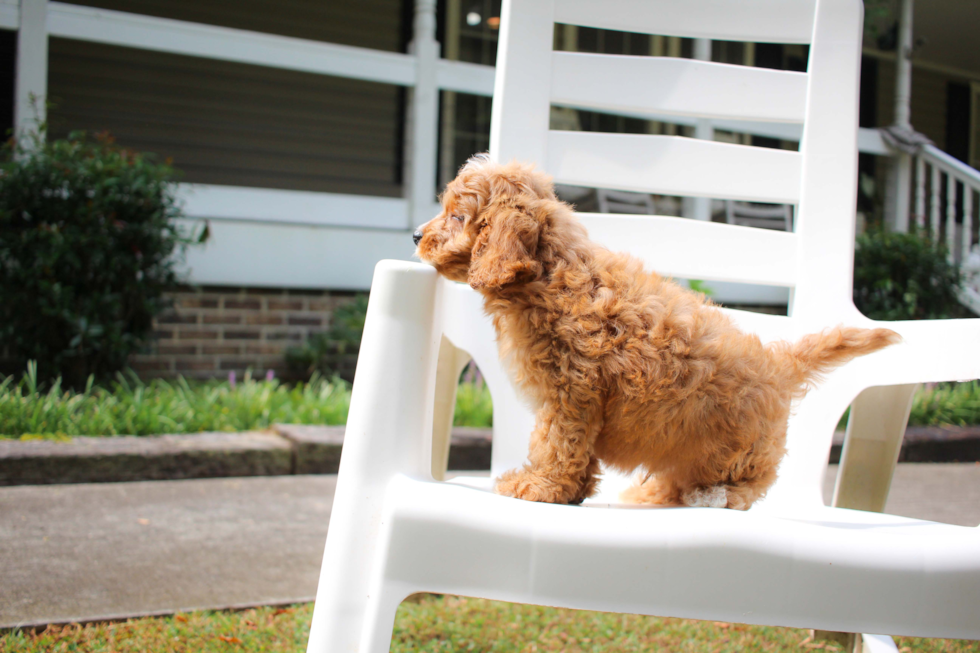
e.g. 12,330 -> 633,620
833,383 -> 919,513
307,260 -> 441,653
431,335 -> 472,481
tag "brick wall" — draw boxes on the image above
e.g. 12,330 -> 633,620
129,286 -> 358,380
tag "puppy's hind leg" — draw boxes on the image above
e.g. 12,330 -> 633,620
703,426 -> 785,510
680,458 -> 779,510
622,473 -> 754,509
681,485 -> 731,509
620,472 -> 684,506
679,482 -> 765,510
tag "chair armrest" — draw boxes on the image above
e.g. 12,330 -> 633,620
337,259 -> 442,484
848,317 -> 980,385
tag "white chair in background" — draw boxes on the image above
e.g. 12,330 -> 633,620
726,200 -> 794,231
307,1 -> 980,652
597,188 -> 656,214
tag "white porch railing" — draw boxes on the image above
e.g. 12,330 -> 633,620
912,143 -> 980,313
1,0 -> 956,298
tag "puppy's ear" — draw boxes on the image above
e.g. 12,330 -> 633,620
468,207 -> 543,290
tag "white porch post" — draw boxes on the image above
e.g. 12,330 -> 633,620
406,0 -> 440,230
14,0 -> 48,138
689,38 -> 713,221
885,0 -> 914,232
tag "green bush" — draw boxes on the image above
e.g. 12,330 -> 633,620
853,228 -> 967,320
286,294 -> 368,381
0,129 -> 189,386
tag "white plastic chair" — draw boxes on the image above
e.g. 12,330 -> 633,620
306,1 -> 980,651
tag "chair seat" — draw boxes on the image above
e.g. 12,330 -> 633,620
379,474 -> 980,640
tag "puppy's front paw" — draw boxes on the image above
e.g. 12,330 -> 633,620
494,468 -> 571,504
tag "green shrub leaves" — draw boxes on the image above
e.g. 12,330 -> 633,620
0,129 -> 189,386
853,228 -> 967,320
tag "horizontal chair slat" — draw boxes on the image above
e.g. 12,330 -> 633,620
553,0 -> 816,44
577,213 -> 798,287
546,131 -> 802,204
551,53 -> 807,124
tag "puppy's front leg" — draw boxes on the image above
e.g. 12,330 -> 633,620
495,400 -> 602,504
569,454 -> 602,505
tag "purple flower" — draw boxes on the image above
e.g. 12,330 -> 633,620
228,371 -> 237,389
265,369 -> 275,382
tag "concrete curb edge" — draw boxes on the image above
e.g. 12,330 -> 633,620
0,425 -> 977,486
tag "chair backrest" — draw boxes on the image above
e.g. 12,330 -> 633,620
449,0 -> 868,492
491,0 -> 864,323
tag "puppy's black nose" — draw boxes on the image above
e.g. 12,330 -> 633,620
413,228 -> 424,246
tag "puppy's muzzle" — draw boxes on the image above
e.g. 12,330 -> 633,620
413,228 -> 424,246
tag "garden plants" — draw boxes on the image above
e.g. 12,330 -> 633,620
0,127 -> 190,387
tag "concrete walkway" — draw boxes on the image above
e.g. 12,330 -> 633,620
0,476 -> 334,628
2,464 -> 979,629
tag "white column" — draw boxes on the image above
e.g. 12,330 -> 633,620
14,0 -> 48,137
893,0 -> 913,129
406,0 -> 440,230
887,0 -> 914,232
690,38 -> 713,221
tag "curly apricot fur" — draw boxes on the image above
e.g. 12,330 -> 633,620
417,155 -> 900,509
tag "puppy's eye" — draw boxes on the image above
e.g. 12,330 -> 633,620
451,214 -> 465,222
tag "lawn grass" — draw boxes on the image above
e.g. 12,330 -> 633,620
2,596 -> 977,653
454,376 -> 494,428
911,382 -> 980,428
0,363 -> 492,439
2,360 -> 979,439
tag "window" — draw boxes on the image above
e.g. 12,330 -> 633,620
438,0 -> 501,188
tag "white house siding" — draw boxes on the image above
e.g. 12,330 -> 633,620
46,38 -> 405,196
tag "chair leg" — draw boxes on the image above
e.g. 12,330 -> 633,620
862,633 -> 900,653
821,383 -> 917,653
360,580 -> 414,653
306,536 -> 375,652
307,527 -> 413,653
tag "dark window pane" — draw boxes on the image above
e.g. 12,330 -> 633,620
62,0 -> 405,52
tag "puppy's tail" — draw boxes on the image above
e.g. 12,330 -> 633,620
773,326 -> 901,392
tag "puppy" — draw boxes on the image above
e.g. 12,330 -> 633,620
414,155 -> 899,509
